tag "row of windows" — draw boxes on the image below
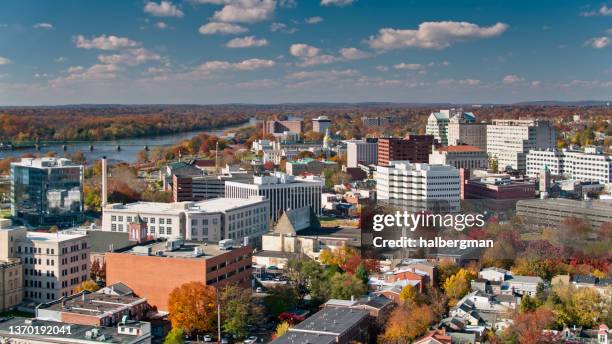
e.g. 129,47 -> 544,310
111,215 -> 173,224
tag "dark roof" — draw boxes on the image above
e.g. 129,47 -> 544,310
102,282 -> 134,296
596,278 -> 612,286
274,206 -> 321,235
296,226 -> 361,245
253,250 -> 301,259
356,295 -> 393,309
85,230 -> 135,253
572,275 -> 597,284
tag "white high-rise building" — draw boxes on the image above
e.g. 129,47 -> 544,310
225,173 -> 324,222
526,146 -> 612,184
447,112 -> 487,151
375,161 -> 460,212
101,196 -> 269,246
487,119 -> 556,171
0,222 -> 89,303
312,116 -> 332,133
426,110 -> 451,145
346,139 -> 378,168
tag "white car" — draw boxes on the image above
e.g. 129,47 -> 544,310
203,335 -> 213,342
244,336 -> 258,343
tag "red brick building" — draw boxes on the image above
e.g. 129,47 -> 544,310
105,241 -> 252,311
377,135 -> 434,166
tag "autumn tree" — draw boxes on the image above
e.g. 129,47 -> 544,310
329,272 -> 366,300
264,285 -> 299,318
273,321 -> 290,339
380,304 -> 434,343
443,269 -> 476,306
498,308 -> 558,344
219,284 -> 263,339
398,284 -> 421,306
437,260 -> 460,288
164,328 -> 185,344
168,282 -> 217,335
75,280 -> 101,293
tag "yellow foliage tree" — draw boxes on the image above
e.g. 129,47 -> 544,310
168,282 -> 217,335
273,321 -> 290,339
443,269 -> 476,306
398,284 -> 419,305
380,304 -> 433,343
75,280 -> 100,293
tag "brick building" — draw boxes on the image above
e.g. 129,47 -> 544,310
377,135 -> 434,166
264,120 -> 303,135
105,241 -> 252,311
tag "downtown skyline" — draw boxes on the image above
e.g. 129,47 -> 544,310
0,0 -> 611,105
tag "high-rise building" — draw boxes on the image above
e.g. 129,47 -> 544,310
429,146 -> 488,171
447,113 -> 487,151
375,161 -> 460,212
312,116 -> 332,133
265,120 -> 304,135
526,146 -> 612,184
361,116 -> 400,127
101,196 -> 269,246
487,119 -> 556,171
0,257 -> 22,312
377,135 -> 434,166
0,221 -> 89,304
172,172 -> 253,202
10,157 -> 84,226
346,139 -> 378,168
426,110 -> 451,145
225,173 -> 324,222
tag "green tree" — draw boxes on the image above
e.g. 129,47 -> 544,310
329,273 -> 366,300
355,263 -> 369,286
519,295 -> 539,313
264,286 -> 299,318
219,285 -> 263,339
163,328 -> 185,344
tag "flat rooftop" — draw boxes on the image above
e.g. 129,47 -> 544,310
105,201 -> 188,214
0,317 -> 147,343
13,229 -> 87,243
39,292 -> 145,317
190,196 -> 267,212
124,240 -> 244,259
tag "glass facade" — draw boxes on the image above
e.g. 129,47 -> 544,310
11,159 -> 84,226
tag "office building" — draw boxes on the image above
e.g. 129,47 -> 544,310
487,119 -> 556,171
346,138 -> 378,168
106,241 -> 252,311
225,173 -> 324,222
172,172 -> 253,202
271,307 -> 370,344
447,113 -> 487,150
465,177 -> 535,200
361,116 -> 400,127
0,221 -> 89,304
101,196 -> 269,246
429,145 -> 488,171
285,158 -> 338,176
10,157 -> 84,226
426,110 -> 451,145
312,115 -> 332,133
377,135 -> 434,166
265,119 -> 303,135
0,258 -> 22,312
375,161 -> 460,212
36,290 -> 149,327
526,146 -> 612,184
0,317 -> 152,344
516,198 -> 612,229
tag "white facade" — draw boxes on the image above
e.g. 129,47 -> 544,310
526,147 -> 612,184
487,119 -> 556,171
101,197 -> 269,245
426,110 -> 451,145
448,120 -> 487,151
346,139 -> 378,168
225,173 -> 324,222
1,226 -> 89,304
375,161 -> 460,211
429,147 -> 489,171
312,116 -> 331,133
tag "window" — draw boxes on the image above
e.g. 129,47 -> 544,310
191,219 -> 198,226
150,218 -> 155,224
159,218 -> 165,224
111,215 -> 117,221
203,219 -> 208,225
127,216 -> 132,222
166,218 -> 172,224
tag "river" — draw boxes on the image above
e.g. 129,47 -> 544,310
0,118 -> 257,164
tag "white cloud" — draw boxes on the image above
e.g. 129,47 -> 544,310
33,22 -> 54,29
199,22 -> 248,35
287,69 -> 359,80
339,47 -> 370,60
213,0 -> 276,23
144,1 -> 184,17
290,43 -> 320,57
581,5 -> 612,17
156,22 -> 168,29
74,35 -> 140,50
458,79 -> 480,86
226,36 -> 269,48
585,36 -> 611,49
367,21 -> 509,50
199,58 -> 276,72
305,16 -> 323,24
375,65 -> 389,72
531,80 -> 541,87
321,0 -> 355,6
0,57 -> 12,65
51,64 -> 122,87
394,63 -> 423,70
270,22 -> 296,33
502,74 -> 524,84
97,48 -> 161,66
55,57 -> 66,63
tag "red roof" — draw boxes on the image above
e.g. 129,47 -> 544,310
437,145 -> 482,153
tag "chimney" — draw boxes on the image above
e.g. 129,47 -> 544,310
101,157 -> 108,208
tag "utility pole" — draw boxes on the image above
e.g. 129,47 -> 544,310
215,141 -> 219,174
217,288 -> 221,343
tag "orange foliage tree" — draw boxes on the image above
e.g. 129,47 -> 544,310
379,304 -> 434,343
168,282 -> 217,335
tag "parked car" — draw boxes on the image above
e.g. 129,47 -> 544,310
203,335 -> 213,342
244,336 -> 258,344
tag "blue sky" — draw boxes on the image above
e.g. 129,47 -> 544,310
0,0 -> 611,105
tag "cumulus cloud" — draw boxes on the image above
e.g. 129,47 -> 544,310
198,58 -> 276,72
199,22 -> 248,35
33,23 -> 54,29
51,64 -> 122,87
289,43 -> 340,66
287,69 -> 359,79
213,0 -> 276,23
74,35 -> 140,50
156,22 -> 168,29
581,5 -> 612,16
97,48 -> 161,66
394,63 -> 423,70
226,36 -> 269,48
321,0 -> 355,6
305,16 -> 323,24
502,74 -> 524,84
585,36 -> 611,49
0,57 -> 12,65
144,1 -> 184,17
270,22 -> 296,33
290,43 -> 320,57
367,21 -> 509,50
339,47 -> 370,60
